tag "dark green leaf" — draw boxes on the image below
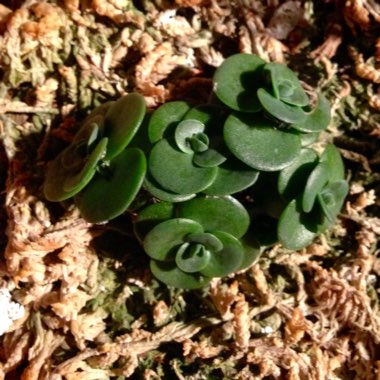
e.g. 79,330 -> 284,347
193,148 -> 227,168
150,260 -> 211,289
143,218 -> 203,261
320,144 -> 345,182
278,148 -> 318,200
103,93 -> 146,160
224,113 -> 301,171
257,88 -> 307,124
148,101 -> 190,144
149,139 -> 217,194
175,119 -> 206,153
213,53 -> 265,112
185,232 -> 223,252
76,148 -> 146,223
177,195 -> 250,239
292,95 -> 331,133
175,243 -> 211,273
200,231 -> 244,277
278,199 -> 317,250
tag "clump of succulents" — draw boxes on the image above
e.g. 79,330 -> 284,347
43,53 -> 348,289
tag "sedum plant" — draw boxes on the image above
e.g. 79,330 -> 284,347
43,53 -> 348,288
44,93 -> 147,223
134,196 -> 260,289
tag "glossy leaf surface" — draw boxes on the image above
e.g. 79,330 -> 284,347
318,180 -> 348,224
76,148 -> 146,223
150,260 -> 211,289
278,199 -> 317,250
149,139 -> 217,194
292,95 -> 331,133
177,196 -> 250,238
213,53 -> 265,112
175,119 -> 206,153
143,218 -> 203,261
278,148 -> 318,200
320,144 -> 345,182
264,62 -> 309,106
103,93 -> 146,160
257,88 -> 307,124
175,243 -> 211,273
224,113 -> 301,171
302,161 -> 329,213
202,159 -> 259,195
148,101 -> 190,144
200,231 -> 244,277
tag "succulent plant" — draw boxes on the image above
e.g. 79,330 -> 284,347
43,53 -> 348,289
134,196 -> 260,289
44,93 -> 147,223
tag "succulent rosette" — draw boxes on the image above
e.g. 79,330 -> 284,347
144,101 -> 259,201
44,93 -> 147,223
134,196 -> 260,289
213,54 -> 332,172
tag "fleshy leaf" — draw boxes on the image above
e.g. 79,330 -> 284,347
103,93 -> 146,160
278,199 -> 317,250
317,180 -> 348,225
143,218 -> 203,261
257,88 -> 307,124
213,53 -> 265,112
175,243 -> 211,273
177,195 -> 250,239
184,104 -> 227,132
202,158 -> 259,195
148,101 -> 190,144
63,137 -> 108,192
175,119 -> 206,153
134,201 -> 175,242
200,231 -> 244,278
149,139 -> 217,194
278,148 -> 318,200
224,113 -> 301,171
76,148 -> 146,223
239,233 -> 262,270
292,95 -> 331,133
302,161 -> 329,213
264,62 -> 309,106
193,148 -> 227,168
320,144 -> 345,182
150,260 -> 211,289
44,138 -> 108,202
143,172 -> 196,203
185,232 -> 223,252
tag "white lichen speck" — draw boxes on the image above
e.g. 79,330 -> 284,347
0,288 -> 25,336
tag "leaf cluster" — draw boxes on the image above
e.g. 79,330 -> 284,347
43,54 -> 348,288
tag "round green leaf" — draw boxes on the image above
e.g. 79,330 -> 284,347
320,144 -> 345,183
134,201 -> 175,242
213,54 -> 265,112
299,131 -> 320,147
239,234 -> 262,270
76,148 -> 146,223
148,101 -> 190,144
184,104 -> 227,132
257,88 -> 307,124
292,95 -> 331,133
149,139 -> 217,194
185,232 -> 223,252
302,161 -> 329,213
317,180 -> 348,225
193,148 -> 227,168
63,137 -> 108,192
143,218 -> 203,261
175,243 -> 211,273
278,199 -> 317,250
44,138 -> 108,202
278,148 -> 318,200
264,62 -> 309,107
200,231 -> 244,278
202,159 -> 259,195
143,172 -> 196,203
150,260 -> 211,289
103,93 -> 146,160
174,119 -> 206,153
224,113 -> 301,171
177,195 -> 250,239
